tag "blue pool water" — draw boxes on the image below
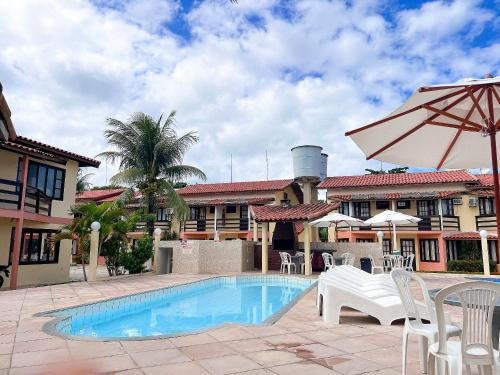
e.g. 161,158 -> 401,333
468,277 -> 500,283
45,276 -> 315,339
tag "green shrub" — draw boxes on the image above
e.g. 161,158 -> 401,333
121,236 -> 153,274
100,235 -> 127,276
447,259 -> 496,273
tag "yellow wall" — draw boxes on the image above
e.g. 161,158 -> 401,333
0,218 -> 72,288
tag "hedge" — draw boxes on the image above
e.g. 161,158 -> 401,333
447,259 -> 496,273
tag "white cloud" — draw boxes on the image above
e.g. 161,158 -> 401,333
0,0 -> 498,187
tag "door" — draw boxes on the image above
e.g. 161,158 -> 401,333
239,205 -> 249,230
190,207 -> 206,231
400,239 -> 416,269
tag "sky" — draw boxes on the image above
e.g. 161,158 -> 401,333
0,0 -> 499,186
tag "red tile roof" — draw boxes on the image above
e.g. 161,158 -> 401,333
76,189 -> 125,203
328,191 -> 462,201
477,174 -> 494,187
177,179 -> 295,195
251,203 -> 338,222
318,170 -> 477,189
443,231 -> 497,240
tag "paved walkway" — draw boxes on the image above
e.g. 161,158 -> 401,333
0,272 -> 472,374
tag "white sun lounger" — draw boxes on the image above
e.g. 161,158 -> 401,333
317,265 -> 430,326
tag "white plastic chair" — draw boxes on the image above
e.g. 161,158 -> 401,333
368,255 -> 384,274
322,252 -> 334,271
429,281 -> 500,375
341,252 -> 355,266
295,251 -> 305,257
391,254 -> 404,269
279,252 -> 296,274
383,254 -> 393,272
391,269 -> 461,375
300,253 -> 314,274
404,254 -> 415,272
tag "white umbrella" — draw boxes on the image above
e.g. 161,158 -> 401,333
364,210 -> 421,251
346,75 -> 500,249
310,213 -> 364,242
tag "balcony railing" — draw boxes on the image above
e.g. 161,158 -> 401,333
0,178 -> 52,216
183,218 -> 250,232
476,215 -> 497,231
344,215 -> 460,232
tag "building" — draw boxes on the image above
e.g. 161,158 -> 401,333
174,180 -> 304,240
318,170 -> 498,272
0,83 -> 100,288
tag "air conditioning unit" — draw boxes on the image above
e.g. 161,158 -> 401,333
469,197 -> 478,207
166,208 -> 174,214
452,198 -> 463,205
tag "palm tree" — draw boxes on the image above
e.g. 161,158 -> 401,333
55,202 -> 124,281
98,111 -> 206,234
76,168 -> 94,193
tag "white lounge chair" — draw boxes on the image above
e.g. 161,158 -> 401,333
318,265 -> 430,326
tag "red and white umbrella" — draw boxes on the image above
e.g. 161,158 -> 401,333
346,75 -> 500,250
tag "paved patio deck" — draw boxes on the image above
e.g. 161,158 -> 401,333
0,272 -> 472,374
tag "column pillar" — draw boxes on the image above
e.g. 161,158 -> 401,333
214,206 -> 219,240
480,230 -> 491,276
253,219 -> 258,241
153,228 -> 161,273
10,156 -> 28,290
304,221 -> 312,276
88,221 -> 100,282
262,222 -> 269,274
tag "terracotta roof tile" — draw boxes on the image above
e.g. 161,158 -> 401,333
328,191 -> 462,201
476,174 -> 494,187
318,170 -> 477,189
443,231 -> 497,240
251,203 -> 338,222
76,189 -> 125,202
177,179 -> 294,195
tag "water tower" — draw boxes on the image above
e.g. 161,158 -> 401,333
291,145 -> 328,204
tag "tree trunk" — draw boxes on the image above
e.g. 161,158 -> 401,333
146,193 -> 155,236
81,256 -> 87,282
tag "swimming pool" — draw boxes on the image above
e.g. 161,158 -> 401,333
468,277 -> 500,283
42,275 -> 316,340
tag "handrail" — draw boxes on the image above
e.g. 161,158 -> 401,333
0,178 -> 53,216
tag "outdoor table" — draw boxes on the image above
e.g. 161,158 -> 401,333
290,255 -> 303,273
429,288 -> 500,350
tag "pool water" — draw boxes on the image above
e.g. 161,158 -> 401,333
468,277 -> 500,283
46,276 -> 315,339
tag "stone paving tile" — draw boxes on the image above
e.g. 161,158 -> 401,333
263,333 -> 314,348
0,344 -> 12,356
121,339 -> 175,353
269,360 -> 340,374
227,338 -> 275,353
0,354 -> 10,370
181,342 -> 236,360
10,348 -> 69,368
85,353 -> 138,373
247,349 -> 302,367
143,361 -> 211,375
0,335 -> 14,345
13,338 -> 66,353
128,348 -> 191,367
208,326 -> 256,342
289,343 -> 345,360
197,354 -> 262,374
315,354 -> 386,374
170,333 -> 217,347
68,340 -> 126,359
232,370 -> 275,375
323,337 -> 380,354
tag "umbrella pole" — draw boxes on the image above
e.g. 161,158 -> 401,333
489,131 -> 500,266
334,223 -> 337,243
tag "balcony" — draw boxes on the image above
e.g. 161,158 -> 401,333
183,218 -> 250,232
476,215 -> 497,231
346,215 -> 460,232
0,178 -> 52,216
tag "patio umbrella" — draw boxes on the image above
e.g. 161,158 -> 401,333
364,210 -> 421,251
346,75 -> 500,249
310,213 -> 364,242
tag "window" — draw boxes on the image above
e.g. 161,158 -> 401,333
489,241 -> 498,262
339,202 -> 350,215
420,239 -> 439,262
337,238 -> 349,243
18,159 -> 65,200
446,240 -> 459,261
156,208 -> 171,222
441,199 -> 454,216
382,239 -> 392,255
353,202 -> 370,218
397,200 -> 411,209
356,238 -> 374,243
209,206 -> 215,214
189,207 -> 206,220
10,228 -> 60,265
376,201 -> 390,210
417,200 -> 438,216
479,197 -> 495,215
240,205 -> 248,218
226,205 -> 237,214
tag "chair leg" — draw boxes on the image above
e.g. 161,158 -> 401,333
418,336 -> 429,373
427,353 -> 435,375
402,332 -> 408,375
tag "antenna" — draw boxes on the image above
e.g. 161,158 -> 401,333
265,150 -> 269,180
230,154 -> 233,182
105,160 -> 108,185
